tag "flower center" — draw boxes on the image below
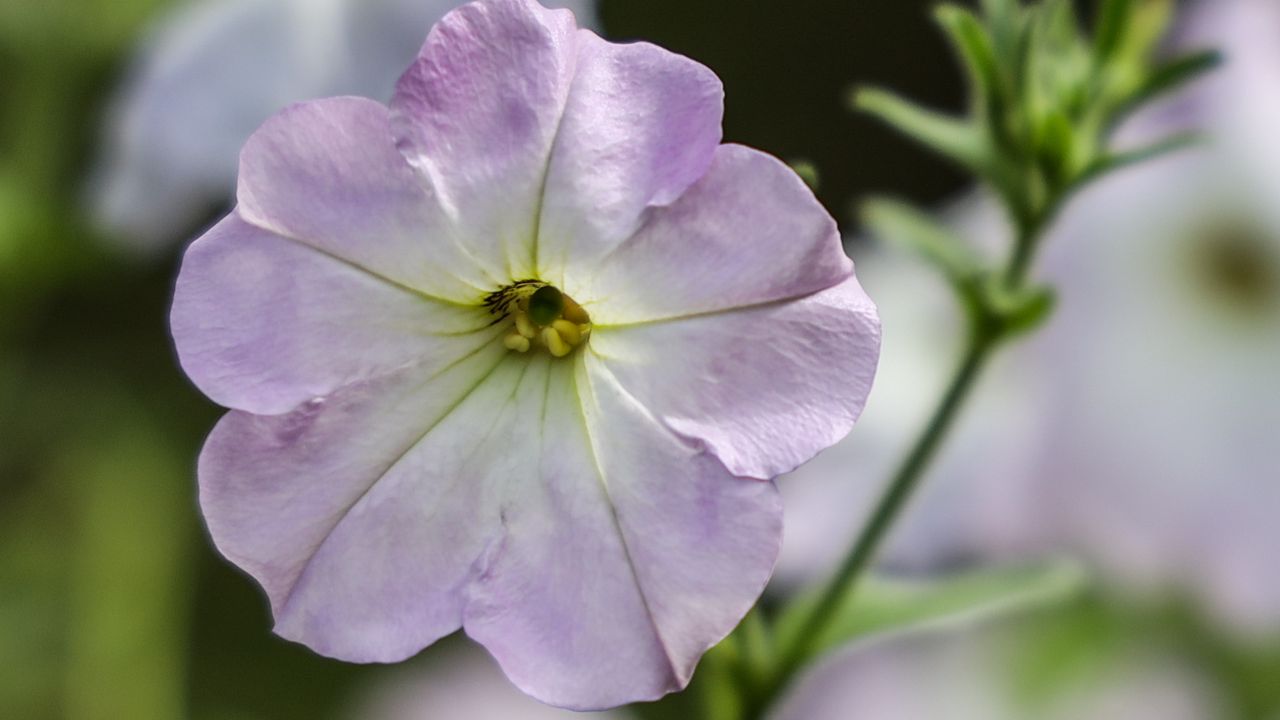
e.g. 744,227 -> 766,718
1186,223 -> 1279,320
484,280 -> 592,358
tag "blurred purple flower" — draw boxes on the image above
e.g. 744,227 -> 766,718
170,0 -> 881,709
771,623 -> 1224,720
87,0 -> 597,251
780,0 -> 1280,635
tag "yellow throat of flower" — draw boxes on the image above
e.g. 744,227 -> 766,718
484,280 -> 592,358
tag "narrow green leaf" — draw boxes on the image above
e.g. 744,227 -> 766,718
852,87 -> 988,171
935,4 -> 1003,112
774,561 -> 1088,664
979,0 -> 1017,20
986,281 -> 1058,336
1093,0 -> 1134,61
1036,109 -> 1077,188
982,0 -> 1024,79
861,197 -> 984,291
1115,0 -> 1175,67
1040,0 -> 1081,47
1075,132 -> 1202,188
1117,50 -> 1222,118
1022,0 -> 1078,123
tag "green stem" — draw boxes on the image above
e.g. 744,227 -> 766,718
1007,202 -> 1058,289
747,211 -> 1053,720
773,330 -> 996,677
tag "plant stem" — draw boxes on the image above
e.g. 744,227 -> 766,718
774,330 -> 996,673
750,213 -> 1050,720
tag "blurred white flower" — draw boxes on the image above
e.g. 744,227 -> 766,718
87,0 -> 598,252
1024,0 -> 1280,633
779,0 -> 1280,635
770,623 -> 1224,720
344,644 -> 627,720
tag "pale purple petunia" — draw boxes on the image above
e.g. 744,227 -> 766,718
171,0 -> 880,709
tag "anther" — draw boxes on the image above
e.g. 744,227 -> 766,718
542,327 -> 572,358
489,280 -> 591,358
514,313 -> 537,339
504,333 -> 531,353
551,319 -> 581,345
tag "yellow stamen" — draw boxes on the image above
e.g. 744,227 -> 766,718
488,281 -> 592,358
551,319 -> 581,345
514,313 -> 537,340
542,327 -> 572,357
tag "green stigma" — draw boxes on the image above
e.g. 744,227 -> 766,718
528,285 -> 565,327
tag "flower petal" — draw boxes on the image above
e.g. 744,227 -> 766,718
588,276 -> 881,479
172,213 -> 499,415
237,95 -> 491,301
199,347 -> 517,662
390,0 -> 579,280
463,356 -> 781,710
537,31 -> 724,286
580,144 -> 853,325
202,348 -> 780,708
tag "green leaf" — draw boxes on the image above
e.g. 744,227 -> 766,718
1117,50 -> 1222,119
1036,109 -> 1077,188
774,561 -> 1088,664
935,5 -> 1003,114
1021,0 -> 1081,126
1092,0 -> 1134,61
1115,0 -> 1175,67
852,87 -> 988,172
1074,132 -> 1202,188
982,0 -> 1026,89
1038,0 -> 1082,47
861,197 -> 984,292
979,0 -> 1017,20
986,281 -> 1058,336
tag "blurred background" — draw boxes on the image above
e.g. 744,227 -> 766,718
2,0 -> 1277,718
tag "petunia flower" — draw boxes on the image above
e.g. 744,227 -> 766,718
781,0 -> 1280,635
170,0 -> 881,709
88,0 -> 597,251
